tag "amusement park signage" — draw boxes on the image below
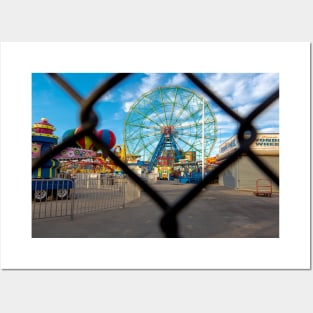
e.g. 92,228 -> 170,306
219,135 -> 238,155
218,133 -> 279,157
206,156 -> 217,164
250,134 -> 279,151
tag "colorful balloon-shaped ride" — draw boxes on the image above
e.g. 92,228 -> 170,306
62,127 -> 116,151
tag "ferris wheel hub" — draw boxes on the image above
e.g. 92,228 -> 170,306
161,126 -> 174,136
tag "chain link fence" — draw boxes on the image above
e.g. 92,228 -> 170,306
32,73 -> 279,237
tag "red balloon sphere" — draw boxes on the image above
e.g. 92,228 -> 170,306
97,129 -> 116,149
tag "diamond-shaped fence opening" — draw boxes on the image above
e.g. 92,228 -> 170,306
32,73 -> 279,237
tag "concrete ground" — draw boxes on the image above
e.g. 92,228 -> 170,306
32,181 -> 279,238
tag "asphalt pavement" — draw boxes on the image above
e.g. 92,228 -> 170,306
32,181 -> 279,238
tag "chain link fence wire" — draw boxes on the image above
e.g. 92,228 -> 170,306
32,73 -> 279,238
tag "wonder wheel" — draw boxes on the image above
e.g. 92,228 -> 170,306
123,86 -> 217,171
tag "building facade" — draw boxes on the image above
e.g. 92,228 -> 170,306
217,133 -> 279,192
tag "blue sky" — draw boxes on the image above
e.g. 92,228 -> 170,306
32,73 -> 279,157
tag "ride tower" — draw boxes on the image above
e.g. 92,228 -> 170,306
147,126 -> 183,172
32,118 -> 59,178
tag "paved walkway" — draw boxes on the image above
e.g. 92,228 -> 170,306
32,182 -> 279,238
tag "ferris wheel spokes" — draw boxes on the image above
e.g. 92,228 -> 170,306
170,92 -> 195,126
123,86 -> 217,172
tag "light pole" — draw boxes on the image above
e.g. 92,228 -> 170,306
202,96 -> 205,180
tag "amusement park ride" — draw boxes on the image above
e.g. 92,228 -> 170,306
123,86 -> 217,179
31,118 -> 119,201
32,86 -> 218,197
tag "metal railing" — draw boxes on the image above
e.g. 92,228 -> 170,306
32,174 -> 141,220
72,174 -> 125,216
32,73 -> 279,236
32,178 -> 74,219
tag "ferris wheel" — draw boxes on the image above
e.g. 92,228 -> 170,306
123,86 -> 217,171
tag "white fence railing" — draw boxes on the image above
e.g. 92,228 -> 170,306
32,174 -> 141,220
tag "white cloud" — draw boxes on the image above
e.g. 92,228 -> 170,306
250,73 -> 279,99
122,73 -> 163,113
99,90 -> 113,101
138,73 -> 162,95
214,111 -> 235,124
120,91 -> 133,101
166,73 -> 186,86
257,127 -> 279,133
237,103 -> 256,116
203,73 -> 279,108
122,101 -> 133,113
218,121 -> 238,134
205,73 -> 238,97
